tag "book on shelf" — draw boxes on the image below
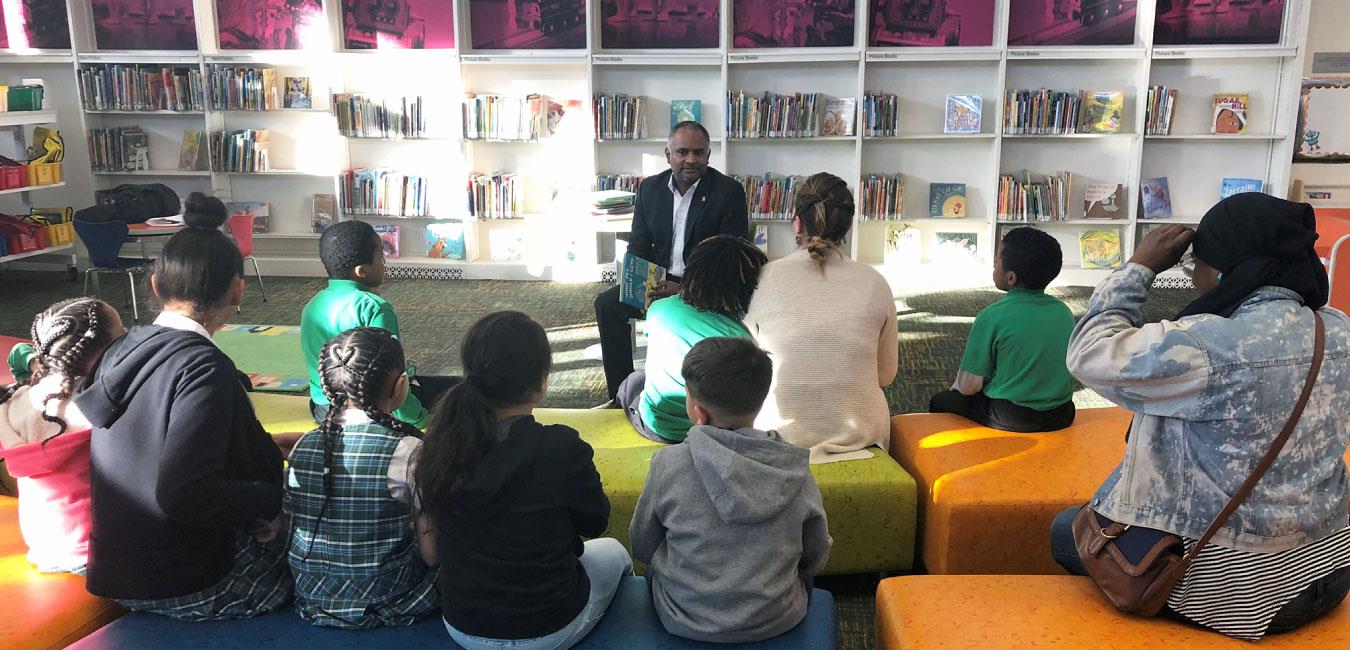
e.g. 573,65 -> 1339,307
312,194 -> 336,234
733,173 -> 803,220
1145,85 -> 1178,136
944,95 -> 982,134
929,182 -> 967,218
373,224 -> 401,258
334,93 -> 427,139
594,94 -> 647,140
1080,230 -> 1123,269
1084,183 -> 1125,219
822,98 -> 856,137
210,129 -> 271,172
284,77 -> 312,109
467,172 -> 524,219
753,224 -> 769,253
726,91 -> 827,139
590,190 -> 635,216
670,100 -> 701,127
1220,177 -> 1263,200
861,173 -> 904,221
426,221 -> 466,261
883,223 -> 921,267
340,169 -> 431,217
489,228 -> 526,263
1139,177 -> 1173,220
862,92 -> 898,138
1004,89 -> 1085,135
77,64 -> 203,112
595,173 -> 643,194
933,232 -> 979,263
620,252 -> 666,310
209,66 -> 280,111
1079,91 -> 1125,134
226,201 -> 270,235
462,93 -> 563,141
178,130 -> 204,171
998,171 -> 1072,222
1211,94 -> 1249,134
88,126 -> 150,172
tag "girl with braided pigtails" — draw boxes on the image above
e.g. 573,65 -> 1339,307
284,326 -> 440,629
0,297 -> 124,574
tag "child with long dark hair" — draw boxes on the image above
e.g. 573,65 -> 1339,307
286,326 -> 438,629
76,191 -> 291,620
418,311 -> 631,650
0,297 -> 124,573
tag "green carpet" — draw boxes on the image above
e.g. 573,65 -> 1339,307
214,324 -> 308,393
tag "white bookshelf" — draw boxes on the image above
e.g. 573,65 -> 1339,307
0,0 -> 1312,285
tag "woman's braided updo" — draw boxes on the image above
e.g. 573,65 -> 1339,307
793,172 -> 854,274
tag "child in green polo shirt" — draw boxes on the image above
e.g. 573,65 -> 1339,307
929,227 -> 1076,432
301,221 -> 454,428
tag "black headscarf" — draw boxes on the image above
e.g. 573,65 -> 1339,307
1177,192 -> 1328,318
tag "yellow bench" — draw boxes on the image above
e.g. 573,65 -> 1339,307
889,407 -> 1132,574
876,575 -> 1350,648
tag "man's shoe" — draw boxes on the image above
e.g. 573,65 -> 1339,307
592,398 -> 620,409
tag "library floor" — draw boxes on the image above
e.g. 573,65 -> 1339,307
0,269 -> 1196,649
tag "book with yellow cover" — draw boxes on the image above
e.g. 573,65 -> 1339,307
1212,93 -> 1249,134
1079,91 -> 1125,133
1080,230 -> 1122,269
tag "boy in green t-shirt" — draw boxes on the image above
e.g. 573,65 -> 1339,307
929,227 -> 1076,432
300,221 -> 455,428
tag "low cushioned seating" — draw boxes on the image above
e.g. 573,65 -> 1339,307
889,407 -> 1132,574
0,497 -> 124,650
71,577 -> 835,649
251,396 -> 917,573
538,408 -> 917,575
875,575 -> 1350,648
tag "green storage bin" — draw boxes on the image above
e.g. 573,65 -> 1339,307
6,85 -> 43,111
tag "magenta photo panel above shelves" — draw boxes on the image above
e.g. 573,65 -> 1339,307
600,0 -> 720,49
1154,0 -> 1285,46
216,0 -> 327,50
469,0 -> 586,50
0,0 -> 71,49
868,0 -> 995,48
92,0 -> 196,50
1008,0 -> 1137,47
343,0 -> 456,49
733,0 -> 855,48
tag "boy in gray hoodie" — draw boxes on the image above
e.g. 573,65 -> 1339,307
629,337 -> 832,643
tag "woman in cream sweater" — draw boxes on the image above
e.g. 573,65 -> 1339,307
745,172 -> 899,463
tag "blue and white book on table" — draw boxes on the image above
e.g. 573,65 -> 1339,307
620,252 -> 666,310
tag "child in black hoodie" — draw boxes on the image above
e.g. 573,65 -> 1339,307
417,311 -> 632,650
76,193 -> 290,620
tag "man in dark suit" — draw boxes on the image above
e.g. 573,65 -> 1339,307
593,121 -> 749,404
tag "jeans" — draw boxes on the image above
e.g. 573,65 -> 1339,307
1051,505 -> 1350,635
444,538 -> 634,650
928,390 -> 1076,433
615,372 -> 675,444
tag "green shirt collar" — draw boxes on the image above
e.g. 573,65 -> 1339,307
327,278 -> 373,293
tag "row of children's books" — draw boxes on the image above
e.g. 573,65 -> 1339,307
1003,89 -> 1124,135
208,67 -> 279,112
726,91 -> 826,139
87,126 -> 149,172
732,173 -> 802,221
594,173 -> 642,193
593,94 -> 647,140
860,173 -> 904,221
860,93 -> 899,138
1144,85 -> 1179,136
333,94 -> 428,139
339,169 -> 431,218
462,94 -> 558,141
209,128 -> 269,172
1139,176 -> 1263,220
467,172 -> 524,219
369,222 -> 468,261
997,171 -> 1074,222
77,64 -> 203,113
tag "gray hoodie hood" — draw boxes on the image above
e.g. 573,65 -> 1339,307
686,424 -> 809,525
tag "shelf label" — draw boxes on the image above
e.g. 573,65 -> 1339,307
461,55 -> 491,63
729,54 -> 759,62
1154,49 -> 1184,57
594,56 -> 624,63
1008,50 -> 1039,58
870,53 -> 900,61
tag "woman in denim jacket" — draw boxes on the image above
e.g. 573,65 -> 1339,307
1050,193 -> 1350,640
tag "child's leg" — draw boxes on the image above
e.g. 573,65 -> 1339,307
927,389 -> 988,422
410,374 -> 464,410
116,531 -> 292,621
566,538 -> 633,637
615,372 -> 672,443
985,398 -> 1076,433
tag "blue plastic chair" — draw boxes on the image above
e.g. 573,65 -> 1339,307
74,220 -> 155,322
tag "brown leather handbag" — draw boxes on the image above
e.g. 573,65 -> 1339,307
1073,312 -> 1326,617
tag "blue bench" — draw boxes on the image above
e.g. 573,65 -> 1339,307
68,577 -> 837,649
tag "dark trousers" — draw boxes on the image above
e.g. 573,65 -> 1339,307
615,371 -> 675,444
928,389 -> 1075,433
594,284 -> 646,400
309,374 -> 461,423
1050,505 -> 1350,635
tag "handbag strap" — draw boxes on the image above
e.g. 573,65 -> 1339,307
1175,311 -> 1326,574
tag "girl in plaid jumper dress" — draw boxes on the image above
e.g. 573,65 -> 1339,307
285,327 -> 440,628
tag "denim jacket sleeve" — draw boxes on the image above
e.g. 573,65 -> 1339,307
1067,263 -> 1217,420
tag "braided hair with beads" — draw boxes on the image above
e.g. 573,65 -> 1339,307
0,297 -> 120,437
307,327 -> 420,550
678,235 -> 769,318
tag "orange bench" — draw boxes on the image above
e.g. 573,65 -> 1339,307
0,497 -> 123,650
876,574 -> 1350,648
889,407 -> 1132,574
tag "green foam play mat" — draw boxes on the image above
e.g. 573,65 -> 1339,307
215,324 -> 308,393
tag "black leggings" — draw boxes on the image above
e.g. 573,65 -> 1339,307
928,389 -> 1075,433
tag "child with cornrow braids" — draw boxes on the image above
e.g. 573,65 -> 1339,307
0,297 -> 125,573
285,326 -> 440,629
